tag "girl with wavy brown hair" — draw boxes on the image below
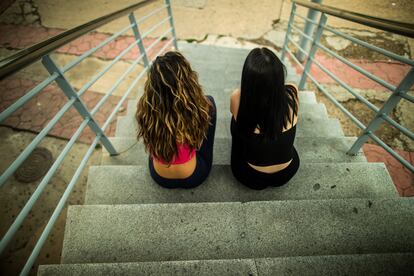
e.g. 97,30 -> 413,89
136,51 -> 216,189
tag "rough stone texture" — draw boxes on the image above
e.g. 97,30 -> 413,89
61,199 -> 414,263
38,253 -> 414,276
0,127 -> 101,275
0,24 -> 171,62
0,76 -> 127,143
62,203 -> 250,263
245,199 -> 414,258
39,259 -> 257,276
116,113 -> 344,138
395,93 -> 414,151
0,49 -> 147,96
364,144 -> 414,197
255,254 -> 414,276
101,137 -> 366,166
85,163 -> 396,205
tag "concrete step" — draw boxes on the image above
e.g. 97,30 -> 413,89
115,112 -> 343,139
126,91 -> 319,116
101,137 -> 366,166
179,43 -> 298,76
39,253 -> 414,275
38,259 -> 256,276
178,42 -> 301,88
61,198 -> 414,264
85,162 -> 396,205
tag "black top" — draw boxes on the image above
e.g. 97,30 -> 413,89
231,117 -> 297,166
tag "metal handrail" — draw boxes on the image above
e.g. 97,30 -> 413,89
0,1 -> 177,274
281,2 -> 414,173
292,0 -> 414,38
0,0 -> 155,80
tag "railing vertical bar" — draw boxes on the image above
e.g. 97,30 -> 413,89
164,0 -> 178,50
20,135 -> 101,276
299,13 -> 327,89
129,13 -> 150,68
348,67 -> 414,155
281,3 -> 297,62
0,99 -> 75,188
41,55 -> 118,155
297,0 -> 322,62
290,23 -> 397,92
0,73 -> 58,124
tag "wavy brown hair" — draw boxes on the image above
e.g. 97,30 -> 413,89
136,51 -> 211,164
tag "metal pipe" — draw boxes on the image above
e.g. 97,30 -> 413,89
281,3 -> 297,62
20,135 -> 101,276
296,0 -> 322,62
165,0 -> 178,50
292,0 -> 414,38
0,73 -> 58,124
0,0 -> 156,80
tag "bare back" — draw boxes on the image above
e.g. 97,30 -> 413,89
230,84 -> 299,173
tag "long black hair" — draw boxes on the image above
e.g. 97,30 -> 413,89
236,47 -> 298,141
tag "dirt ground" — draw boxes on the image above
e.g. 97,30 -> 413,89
0,127 -> 101,275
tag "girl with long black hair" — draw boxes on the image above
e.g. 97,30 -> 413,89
230,47 -> 300,190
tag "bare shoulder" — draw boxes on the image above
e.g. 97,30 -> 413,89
230,88 -> 240,118
286,83 -> 300,107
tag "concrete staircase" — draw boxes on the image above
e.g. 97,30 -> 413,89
38,43 -> 414,275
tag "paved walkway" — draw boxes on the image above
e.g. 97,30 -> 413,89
0,2 -> 412,196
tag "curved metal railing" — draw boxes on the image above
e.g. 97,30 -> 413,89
0,0 -> 177,274
281,0 -> 414,173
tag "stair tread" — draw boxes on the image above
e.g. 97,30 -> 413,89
85,163 -> 396,205
62,198 -> 414,263
39,253 -> 414,276
101,137 -> 366,166
115,112 -> 344,138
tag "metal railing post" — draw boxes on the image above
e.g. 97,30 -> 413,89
296,0 -> 322,62
165,0 -> 178,50
298,13 -> 327,90
281,3 -> 297,62
41,55 -> 118,155
128,13 -> 150,68
348,67 -> 414,155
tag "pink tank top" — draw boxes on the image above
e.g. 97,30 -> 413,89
153,143 -> 195,165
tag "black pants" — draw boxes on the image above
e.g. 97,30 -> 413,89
149,95 -> 217,189
231,146 -> 300,190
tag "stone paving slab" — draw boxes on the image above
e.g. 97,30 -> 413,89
0,76 -> 127,143
0,23 -> 171,62
287,52 -> 412,91
1,24 -> 411,91
363,144 -> 414,197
